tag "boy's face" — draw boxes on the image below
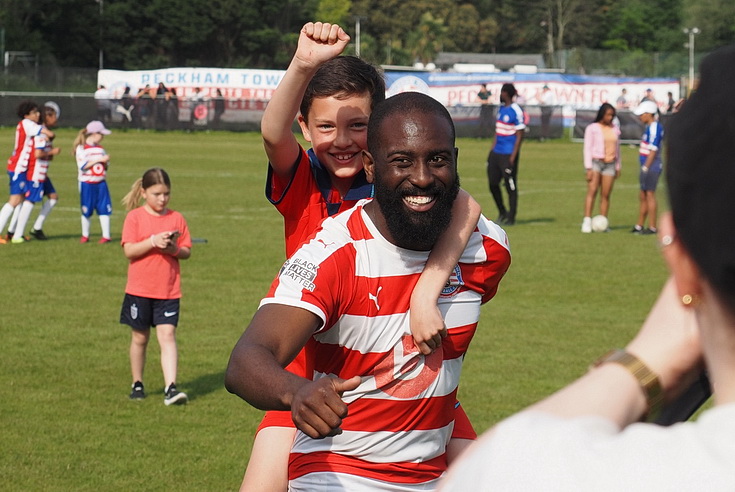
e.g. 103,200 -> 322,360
44,111 -> 58,127
298,92 -> 372,182
638,113 -> 654,124
25,108 -> 41,123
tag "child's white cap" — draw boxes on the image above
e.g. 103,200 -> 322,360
86,120 -> 111,135
633,100 -> 659,116
44,101 -> 60,117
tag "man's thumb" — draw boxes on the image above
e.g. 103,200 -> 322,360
335,375 -> 361,394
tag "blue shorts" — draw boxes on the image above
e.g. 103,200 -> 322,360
639,167 -> 661,191
43,177 -> 56,196
120,294 -> 180,330
8,171 -> 27,195
79,181 -> 112,217
24,181 -> 45,203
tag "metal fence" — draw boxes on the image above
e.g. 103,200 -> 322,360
554,48 -> 705,80
450,104 -> 564,140
1,46 -> 705,94
0,94 -> 264,132
573,109 -> 674,145
0,94 -> 567,140
0,66 -> 98,93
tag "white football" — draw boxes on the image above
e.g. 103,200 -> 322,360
591,214 -> 609,232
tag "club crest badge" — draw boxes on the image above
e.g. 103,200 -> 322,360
440,265 -> 463,297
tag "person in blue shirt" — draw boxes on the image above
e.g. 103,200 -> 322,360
486,83 -> 525,226
631,100 -> 664,235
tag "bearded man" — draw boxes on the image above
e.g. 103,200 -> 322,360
226,91 -> 511,491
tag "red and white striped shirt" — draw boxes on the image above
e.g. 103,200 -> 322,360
27,132 -> 52,183
7,119 -> 42,177
76,143 -> 108,183
261,199 -> 511,491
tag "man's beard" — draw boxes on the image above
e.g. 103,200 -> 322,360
373,173 -> 460,251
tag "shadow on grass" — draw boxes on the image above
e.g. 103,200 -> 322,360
34,233 -> 120,242
185,370 -> 226,402
504,217 -> 555,226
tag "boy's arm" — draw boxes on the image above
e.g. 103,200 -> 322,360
642,148 -> 658,172
35,147 -> 61,159
410,189 -> 482,355
262,22 -> 350,181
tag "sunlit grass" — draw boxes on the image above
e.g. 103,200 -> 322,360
1,129 -> 668,490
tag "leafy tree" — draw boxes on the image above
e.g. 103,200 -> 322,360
684,0 -> 735,52
0,0 -> 719,75
316,0 -> 352,25
406,12 -> 447,64
602,0 -> 682,52
445,4 -> 489,53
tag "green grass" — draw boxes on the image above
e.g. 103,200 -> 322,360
1,129 -> 669,490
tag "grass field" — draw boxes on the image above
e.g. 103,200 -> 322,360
1,128 -> 669,491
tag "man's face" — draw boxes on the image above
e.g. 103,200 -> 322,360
365,110 -> 459,251
299,93 -> 372,186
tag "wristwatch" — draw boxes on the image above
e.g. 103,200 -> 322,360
593,349 -> 664,422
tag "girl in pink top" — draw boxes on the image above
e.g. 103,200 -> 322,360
581,103 -> 621,232
119,168 -> 192,406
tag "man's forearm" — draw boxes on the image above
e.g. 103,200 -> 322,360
225,342 -> 308,411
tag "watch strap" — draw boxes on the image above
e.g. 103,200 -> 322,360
594,349 -> 664,422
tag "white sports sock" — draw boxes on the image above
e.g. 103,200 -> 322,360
81,215 -> 91,238
99,214 -> 111,239
33,198 -> 57,231
0,202 -> 16,233
13,201 -> 35,238
7,202 -> 21,234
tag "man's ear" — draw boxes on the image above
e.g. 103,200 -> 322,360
362,150 -> 375,183
297,115 -> 312,143
659,212 -> 702,300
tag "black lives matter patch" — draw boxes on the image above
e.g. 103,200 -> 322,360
279,257 -> 318,292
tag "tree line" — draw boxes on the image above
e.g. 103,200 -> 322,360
2,0 -> 733,72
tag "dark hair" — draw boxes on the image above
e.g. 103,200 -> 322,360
500,83 -> 517,99
666,44 -> 735,307
17,100 -> 39,119
300,56 -> 385,123
367,92 -> 455,155
594,103 -> 616,123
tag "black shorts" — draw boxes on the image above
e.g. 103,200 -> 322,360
120,294 -> 180,331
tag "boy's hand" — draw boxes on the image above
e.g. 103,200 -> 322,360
294,22 -> 351,70
410,305 -> 448,355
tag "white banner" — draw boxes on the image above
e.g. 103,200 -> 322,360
98,67 -> 286,101
97,67 -> 680,128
